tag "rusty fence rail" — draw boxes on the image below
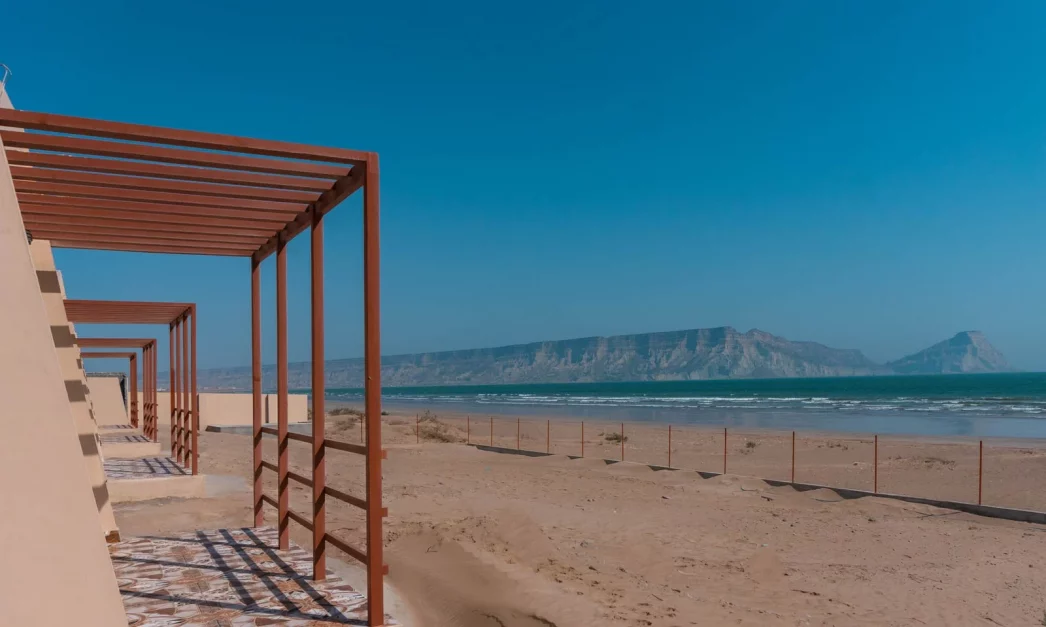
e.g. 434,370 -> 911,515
445,416 -> 1044,511
256,425 -> 387,573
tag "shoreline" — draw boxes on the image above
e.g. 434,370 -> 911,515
328,398 -> 1046,446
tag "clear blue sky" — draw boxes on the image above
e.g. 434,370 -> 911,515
6,1 -> 1046,373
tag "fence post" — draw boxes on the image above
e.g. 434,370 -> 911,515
723,427 -> 728,474
517,417 -> 520,451
546,419 -> 550,454
874,434 -> 878,494
416,414 -> 419,444
467,415 -> 470,445
581,421 -> 585,458
668,425 -> 672,468
791,430 -> 795,483
978,440 -> 983,505
490,416 -> 493,447
621,423 -> 625,461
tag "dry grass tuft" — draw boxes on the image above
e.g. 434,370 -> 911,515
922,456 -> 956,468
414,410 -> 462,443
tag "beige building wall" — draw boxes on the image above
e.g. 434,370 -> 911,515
88,375 -> 129,426
31,240 -> 120,539
140,391 -> 308,428
0,128 -> 127,625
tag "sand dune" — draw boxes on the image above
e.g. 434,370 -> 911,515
388,522 -> 599,626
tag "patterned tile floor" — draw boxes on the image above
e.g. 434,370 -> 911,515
104,456 -> 189,480
111,527 -> 390,625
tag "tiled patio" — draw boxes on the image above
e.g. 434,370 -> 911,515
100,432 -> 153,444
111,527 -> 390,625
104,456 -> 188,480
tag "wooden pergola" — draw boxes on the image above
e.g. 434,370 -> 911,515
66,300 -> 196,471
77,337 -> 158,437
1,108 -> 386,625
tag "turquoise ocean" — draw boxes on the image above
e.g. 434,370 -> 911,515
323,373 -> 1046,439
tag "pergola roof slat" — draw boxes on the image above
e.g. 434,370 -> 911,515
65,299 -> 193,324
30,225 -> 267,246
21,203 -> 289,231
77,338 -> 155,349
40,231 -> 253,253
8,151 -> 336,192
51,240 -> 249,256
19,194 -> 298,221
0,108 -> 369,165
10,165 -> 320,203
13,179 -> 309,212
0,130 -> 350,179
23,213 -> 277,237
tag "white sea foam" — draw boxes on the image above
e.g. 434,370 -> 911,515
337,388 -> 1046,416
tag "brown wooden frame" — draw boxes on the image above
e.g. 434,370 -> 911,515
78,337 -> 157,436
66,301 -> 196,471
2,107 -> 385,625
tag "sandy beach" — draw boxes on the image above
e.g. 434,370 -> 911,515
114,408 -> 1046,626
364,405 -> 1046,512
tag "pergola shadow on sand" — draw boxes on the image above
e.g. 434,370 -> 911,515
66,300 -> 198,473
2,108 -> 386,624
78,337 -> 158,438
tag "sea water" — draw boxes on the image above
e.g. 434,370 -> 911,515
324,373 -> 1046,438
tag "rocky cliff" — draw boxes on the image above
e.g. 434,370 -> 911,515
886,331 -> 1013,375
196,326 -> 902,390
194,328 -> 1013,391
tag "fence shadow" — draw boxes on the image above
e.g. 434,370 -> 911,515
467,442 -> 1046,526
112,527 -> 369,625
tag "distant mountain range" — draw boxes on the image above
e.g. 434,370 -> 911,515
191,328 -> 1014,391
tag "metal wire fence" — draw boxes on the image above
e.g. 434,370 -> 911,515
418,414 -> 1046,512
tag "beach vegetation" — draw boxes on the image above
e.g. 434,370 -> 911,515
416,410 -> 461,443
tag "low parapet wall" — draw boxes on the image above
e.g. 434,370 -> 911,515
139,391 -> 308,429
87,375 -> 128,426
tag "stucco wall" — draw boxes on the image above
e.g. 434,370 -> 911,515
31,240 -> 119,539
0,126 -> 127,626
139,391 -> 309,428
87,375 -> 128,426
